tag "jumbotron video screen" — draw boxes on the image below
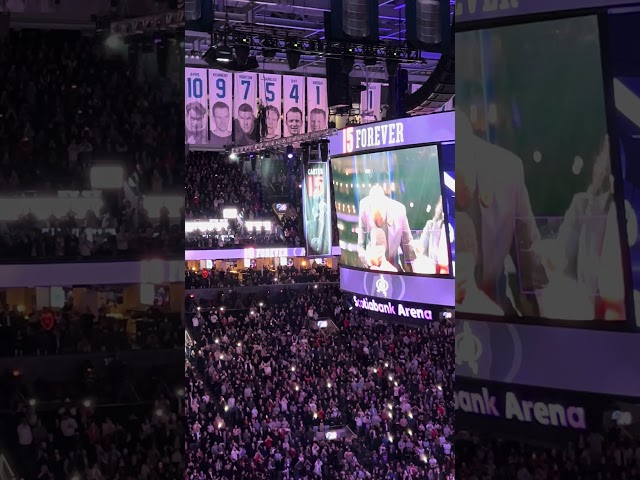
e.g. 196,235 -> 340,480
332,145 -> 451,276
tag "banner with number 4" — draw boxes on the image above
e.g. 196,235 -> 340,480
283,75 -> 306,137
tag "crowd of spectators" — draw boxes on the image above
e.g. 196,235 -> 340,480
0,206 -> 184,261
185,151 -> 305,249
186,264 -> 339,289
0,305 -> 182,356
185,286 -> 455,479
457,430 -> 640,479
6,386 -> 182,480
0,29 -> 182,261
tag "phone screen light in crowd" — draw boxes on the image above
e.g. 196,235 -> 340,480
196,306 -> 200,311
437,384 -> 442,391
407,429 -> 413,436
28,398 -> 36,407
384,362 -> 389,367
327,382 -> 332,388
214,338 -> 219,344
229,152 -> 238,160
219,307 -> 225,311
224,405 -> 229,412
250,310 -> 255,315
325,431 -> 337,440
259,302 -> 264,307
314,285 -> 318,289
176,388 -> 185,397
82,399 -> 92,408
222,207 -> 239,219
155,408 -> 164,417
17,305 -> 24,313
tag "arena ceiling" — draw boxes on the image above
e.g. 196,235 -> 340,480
185,0 -> 455,83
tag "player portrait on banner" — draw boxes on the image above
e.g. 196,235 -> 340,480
233,73 -> 258,146
185,68 -> 208,144
306,77 -> 328,132
303,163 -> 332,256
259,73 -> 282,141
208,70 -> 233,148
283,75 -> 306,137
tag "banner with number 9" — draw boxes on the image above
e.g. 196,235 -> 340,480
208,69 -> 233,148
185,68 -> 209,145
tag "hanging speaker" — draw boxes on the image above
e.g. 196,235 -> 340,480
326,58 -> 352,109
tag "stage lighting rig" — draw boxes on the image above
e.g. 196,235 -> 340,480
231,128 -> 339,155
213,31 -> 425,64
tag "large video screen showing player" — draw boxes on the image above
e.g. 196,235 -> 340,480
302,162 -> 333,257
332,145 -> 450,276
457,15 -> 626,323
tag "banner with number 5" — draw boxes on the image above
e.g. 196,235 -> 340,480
259,73 -> 282,140
283,75 -> 306,137
208,70 -> 233,148
306,77 -> 328,132
233,72 -> 258,146
185,68 -> 209,145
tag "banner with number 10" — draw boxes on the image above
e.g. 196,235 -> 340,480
185,67 -> 209,145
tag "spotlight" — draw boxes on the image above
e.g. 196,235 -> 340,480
286,48 -> 301,70
386,58 -> 400,78
262,37 -> 277,58
216,45 -> 234,63
235,44 -> 250,66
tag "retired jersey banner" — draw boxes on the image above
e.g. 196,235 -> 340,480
259,73 -> 283,141
185,68 -> 209,145
208,69 -> 233,148
233,72 -> 258,146
360,82 -> 382,124
283,75 -> 306,137
306,77 -> 328,132
302,162 -> 332,257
